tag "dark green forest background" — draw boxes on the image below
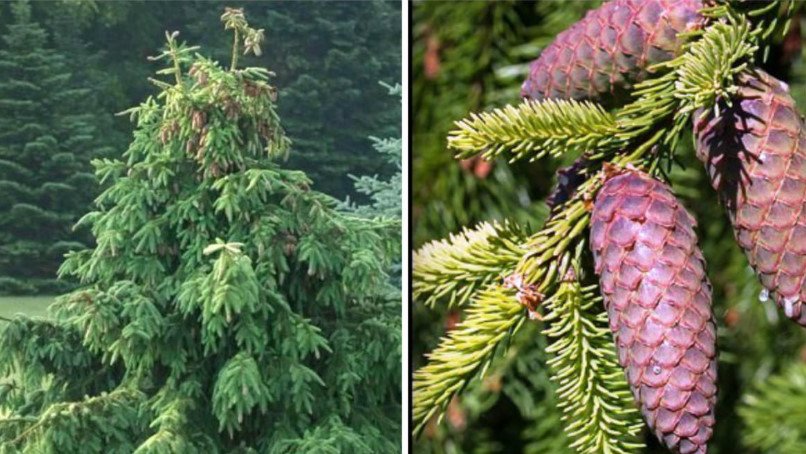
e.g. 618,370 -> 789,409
413,2 -> 806,453
0,0 -> 400,295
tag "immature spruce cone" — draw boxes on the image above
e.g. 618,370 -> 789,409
590,169 -> 717,454
546,155 -> 590,210
694,69 -> 806,325
522,0 -> 705,107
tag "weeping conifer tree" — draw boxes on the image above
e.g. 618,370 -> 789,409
0,8 -> 400,452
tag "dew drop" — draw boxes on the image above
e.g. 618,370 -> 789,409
783,295 -> 799,318
759,289 -> 769,302
652,365 -> 662,375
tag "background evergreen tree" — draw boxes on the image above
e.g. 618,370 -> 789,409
413,2 -> 806,453
0,0 -> 113,295
35,0 -> 402,199
343,82 -> 402,292
40,2 -> 128,156
344,82 -> 402,221
260,1 -> 401,198
0,10 -> 400,452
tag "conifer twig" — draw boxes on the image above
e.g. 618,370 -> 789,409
542,248 -> 643,453
447,12 -> 771,168
413,221 -> 526,308
412,285 -> 526,435
449,99 -> 617,162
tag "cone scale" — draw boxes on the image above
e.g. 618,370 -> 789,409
521,0 -> 704,106
590,169 -> 717,454
694,69 -> 806,326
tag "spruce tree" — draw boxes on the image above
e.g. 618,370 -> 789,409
40,1 -> 128,157
343,82 -> 402,292
8,1 -> 401,201
344,82 -> 402,221
0,9 -> 400,452
98,0 -> 402,199
0,0 -> 111,295
261,0 -> 401,198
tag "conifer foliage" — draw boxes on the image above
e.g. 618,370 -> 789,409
0,8 -> 400,452
342,82 -> 402,292
0,0 -> 112,295
414,1 -> 802,452
343,82 -> 403,221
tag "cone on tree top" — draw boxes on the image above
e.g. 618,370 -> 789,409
590,167 -> 717,454
522,0 -> 705,107
694,69 -> 806,326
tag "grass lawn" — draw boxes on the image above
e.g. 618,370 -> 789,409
0,295 -> 54,319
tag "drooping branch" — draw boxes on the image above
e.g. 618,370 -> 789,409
5,388 -> 145,447
542,257 -> 643,454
